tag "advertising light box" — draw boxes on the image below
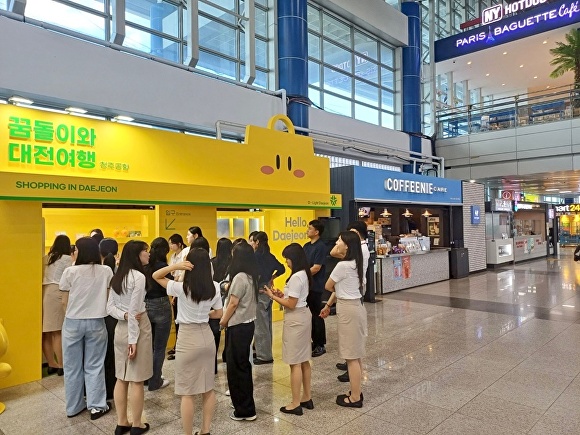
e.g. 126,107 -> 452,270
434,0 -> 580,62
353,167 -> 462,205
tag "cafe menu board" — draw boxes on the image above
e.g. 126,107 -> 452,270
427,217 -> 440,236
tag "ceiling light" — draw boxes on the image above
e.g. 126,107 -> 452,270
502,83 -> 506,86
486,73 -> 490,77
560,190 -> 572,193
503,51 -> 507,55
113,115 -> 134,122
65,107 -> 87,114
402,209 -> 413,218
546,85 -> 551,89
534,76 -> 538,79
543,40 -> 548,44
422,210 -> 432,217
469,179 -> 476,183
8,96 -> 33,105
545,189 -> 559,192
467,61 -> 472,65
380,208 -> 392,217
519,64 -> 524,68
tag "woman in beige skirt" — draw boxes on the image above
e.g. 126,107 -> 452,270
108,241 -> 153,435
320,231 -> 366,408
153,248 -> 223,435
42,235 -> 72,376
264,243 -> 313,416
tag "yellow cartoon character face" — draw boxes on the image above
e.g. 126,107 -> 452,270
260,153 -> 305,178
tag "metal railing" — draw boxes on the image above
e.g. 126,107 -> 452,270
436,83 -> 580,138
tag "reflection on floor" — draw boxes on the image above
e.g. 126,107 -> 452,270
2,248 -> 580,434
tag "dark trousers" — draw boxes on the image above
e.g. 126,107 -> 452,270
146,297 -> 172,390
308,291 -> 326,348
104,315 -> 117,400
172,298 -> 179,341
226,322 -> 256,418
208,318 -> 221,374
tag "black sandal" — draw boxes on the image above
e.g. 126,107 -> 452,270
336,394 -> 363,408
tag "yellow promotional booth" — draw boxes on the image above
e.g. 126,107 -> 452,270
0,106 -> 341,388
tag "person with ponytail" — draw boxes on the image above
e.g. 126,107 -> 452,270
107,241 -> 153,435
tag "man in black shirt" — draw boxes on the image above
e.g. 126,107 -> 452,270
303,219 -> 328,357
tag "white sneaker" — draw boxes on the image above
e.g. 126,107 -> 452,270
229,410 -> 256,421
225,389 -> 230,396
160,379 -> 170,389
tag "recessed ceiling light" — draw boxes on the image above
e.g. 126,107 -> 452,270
519,64 -> 524,68
545,189 -> 559,191
65,107 -> 87,114
113,115 -> 134,122
543,40 -> 548,44
469,179 -> 476,183
560,190 -> 572,193
8,96 -> 33,105
503,51 -> 507,55
502,83 -> 506,86
547,85 -> 551,89
534,76 -> 538,79
486,73 -> 490,76
467,61 -> 472,65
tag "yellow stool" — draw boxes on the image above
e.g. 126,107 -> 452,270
0,319 -> 12,414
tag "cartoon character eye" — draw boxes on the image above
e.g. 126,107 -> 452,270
288,156 -> 292,171
276,155 -> 281,170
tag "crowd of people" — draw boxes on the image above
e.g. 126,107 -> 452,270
40,220 -> 370,434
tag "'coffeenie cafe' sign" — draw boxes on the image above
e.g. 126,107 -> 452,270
434,0 -> 580,62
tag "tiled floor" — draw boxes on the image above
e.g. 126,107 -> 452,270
2,248 -> 580,434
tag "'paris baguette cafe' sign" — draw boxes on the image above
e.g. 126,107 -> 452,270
434,0 -> 580,62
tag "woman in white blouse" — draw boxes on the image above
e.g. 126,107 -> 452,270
320,231 -> 366,409
153,247 -> 223,435
107,241 -> 153,435
264,243 -> 313,416
42,234 -> 72,376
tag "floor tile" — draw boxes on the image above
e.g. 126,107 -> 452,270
427,412 -> 527,435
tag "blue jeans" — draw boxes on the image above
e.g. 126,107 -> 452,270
62,317 -> 107,416
146,296 -> 172,390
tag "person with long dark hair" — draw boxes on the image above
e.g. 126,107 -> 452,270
168,233 -> 187,360
220,243 -> 258,421
59,237 -> 112,419
263,243 -> 313,415
153,248 -> 223,435
320,231 -> 367,408
107,241 -> 153,435
252,231 -> 285,365
212,238 -> 233,284
99,238 -> 120,401
144,237 -> 172,391
42,235 -> 72,376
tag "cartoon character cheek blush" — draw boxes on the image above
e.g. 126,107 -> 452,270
261,165 -> 274,175
293,169 -> 305,178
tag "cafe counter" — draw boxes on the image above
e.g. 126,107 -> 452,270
376,248 -> 451,294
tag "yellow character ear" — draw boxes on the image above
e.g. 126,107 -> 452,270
267,115 -> 295,134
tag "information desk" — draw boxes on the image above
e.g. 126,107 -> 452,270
376,249 -> 450,294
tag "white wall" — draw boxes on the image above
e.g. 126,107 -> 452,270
437,117 -> 580,180
312,0 -> 408,47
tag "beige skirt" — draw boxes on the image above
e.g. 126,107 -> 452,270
174,323 -> 215,395
337,299 -> 367,360
42,283 -> 65,332
282,306 -> 312,365
114,313 -> 153,382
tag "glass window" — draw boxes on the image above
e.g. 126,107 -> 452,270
255,7 -> 267,37
322,13 -> 350,47
355,80 -> 379,107
324,92 -> 352,117
382,89 -> 395,112
124,26 -> 179,62
382,111 -> 395,129
381,67 -> 394,90
355,103 -> 379,125
67,0 -> 105,12
309,87 -> 321,107
126,0 -> 179,38
255,38 -> 268,68
309,33 -> 321,60
307,5 -> 321,32
254,69 -> 268,89
309,61 -> 321,86
354,31 -> 378,61
355,60 -> 378,84
323,40 -> 352,73
198,49 -> 237,80
380,43 -> 394,68
324,67 -> 352,97
26,0 -> 106,40
199,18 -> 237,58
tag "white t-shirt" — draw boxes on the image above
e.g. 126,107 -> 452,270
43,255 -> 72,285
361,241 -> 370,287
106,270 -> 147,344
283,270 -> 309,308
329,260 -> 363,300
60,264 -> 113,319
166,280 -> 222,324
170,249 -> 185,279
